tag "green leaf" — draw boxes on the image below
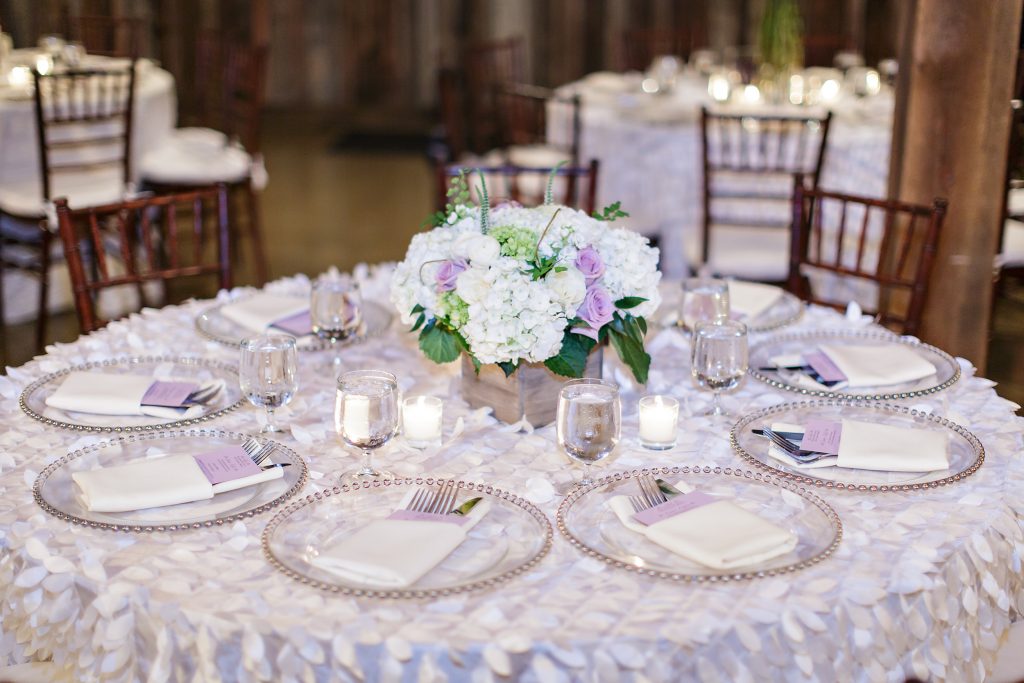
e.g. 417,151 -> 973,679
614,296 -> 647,310
410,312 -> 425,332
608,327 -> 650,384
623,315 -> 646,347
636,316 -> 648,336
497,360 -> 518,377
411,304 -> 425,313
419,324 -> 460,364
554,266 -> 567,272
544,330 -> 597,378
592,201 -> 630,222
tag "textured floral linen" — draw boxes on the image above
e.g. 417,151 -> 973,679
0,265 -> 1022,682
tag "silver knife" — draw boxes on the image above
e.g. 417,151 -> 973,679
450,496 -> 483,516
655,479 -> 683,498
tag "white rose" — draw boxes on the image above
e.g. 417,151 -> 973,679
452,233 -> 501,267
455,267 -> 490,304
545,267 -> 587,313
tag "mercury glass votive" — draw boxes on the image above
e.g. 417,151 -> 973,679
638,395 -> 679,450
402,396 -> 443,449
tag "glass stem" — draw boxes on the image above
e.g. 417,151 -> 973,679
358,448 -> 376,476
710,390 -> 723,416
330,338 -> 341,371
581,462 -> 592,486
265,406 -> 278,431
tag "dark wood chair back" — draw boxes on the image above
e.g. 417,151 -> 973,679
436,160 -> 600,216
463,37 -> 526,152
32,64 -> 136,202
620,27 -> 707,71
437,67 -> 467,161
71,15 -> 143,58
495,83 -> 582,165
789,175 -> 947,336
700,106 -> 833,266
55,186 -> 232,334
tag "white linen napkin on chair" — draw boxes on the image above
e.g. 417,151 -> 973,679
309,498 -> 492,588
608,488 -> 797,570
728,280 -> 784,320
818,343 -> 937,388
45,372 -> 210,419
72,453 -> 284,512
219,294 -> 308,333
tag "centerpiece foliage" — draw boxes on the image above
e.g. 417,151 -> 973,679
390,168 -> 661,384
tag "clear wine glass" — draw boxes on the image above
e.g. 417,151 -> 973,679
311,274 -> 363,372
556,378 -> 621,488
680,277 -> 730,331
335,370 -> 399,483
239,334 -> 299,434
691,320 -> 748,417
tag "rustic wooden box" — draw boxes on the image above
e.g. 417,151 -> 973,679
460,349 -> 604,427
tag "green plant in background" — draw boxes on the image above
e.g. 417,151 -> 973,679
759,0 -> 803,74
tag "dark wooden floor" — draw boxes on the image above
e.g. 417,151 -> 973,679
2,109 -> 1023,414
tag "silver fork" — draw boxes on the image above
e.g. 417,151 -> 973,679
406,481 -> 457,514
241,438 -> 276,466
638,474 -> 669,508
405,487 -> 436,512
184,382 -> 224,406
761,427 -> 831,462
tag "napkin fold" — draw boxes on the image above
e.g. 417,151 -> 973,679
45,371 -> 213,419
764,419 -> 949,472
817,343 -> 937,388
608,487 -> 797,570
72,453 -> 284,512
728,280 -> 784,320
309,498 -> 492,588
219,294 -> 309,333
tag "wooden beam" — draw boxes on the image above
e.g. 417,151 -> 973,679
888,0 -> 1022,370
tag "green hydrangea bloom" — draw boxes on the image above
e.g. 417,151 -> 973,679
490,225 -> 538,260
437,291 -> 470,328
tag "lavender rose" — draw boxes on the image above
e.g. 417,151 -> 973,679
573,285 -> 615,340
574,246 -> 605,283
435,259 -> 467,292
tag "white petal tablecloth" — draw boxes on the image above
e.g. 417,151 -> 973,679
0,266 -> 1022,682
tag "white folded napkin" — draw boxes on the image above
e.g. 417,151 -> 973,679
219,294 -> 308,333
72,453 -> 284,512
608,486 -> 797,570
728,280 -> 784,320
836,418 -> 949,472
45,371 -> 210,419
763,419 -> 949,472
309,497 -> 492,588
818,343 -> 937,388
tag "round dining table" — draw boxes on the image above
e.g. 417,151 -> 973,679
0,266 -> 1022,682
549,71 -> 894,279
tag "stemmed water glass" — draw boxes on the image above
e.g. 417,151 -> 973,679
239,334 -> 299,433
691,320 -> 748,416
335,370 -> 399,483
311,274 -> 363,372
556,378 -> 621,488
680,276 -> 730,331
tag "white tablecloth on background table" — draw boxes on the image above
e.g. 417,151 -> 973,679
0,265 -> 1022,682
0,53 -> 177,324
549,71 -> 893,278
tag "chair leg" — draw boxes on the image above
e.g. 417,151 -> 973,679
35,228 -> 52,353
0,238 -> 7,367
244,184 -> 269,285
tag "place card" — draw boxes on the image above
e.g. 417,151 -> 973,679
193,446 -> 262,485
632,490 -> 718,526
271,310 -> 313,336
804,351 -> 847,383
140,380 -> 199,408
799,419 -> 842,455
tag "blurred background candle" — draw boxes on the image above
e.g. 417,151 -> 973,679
7,65 -> 30,87
638,395 -> 679,450
34,54 -> 53,75
741,84 -> 761,104
708,71 -> 731,102
402,395 -> 442,448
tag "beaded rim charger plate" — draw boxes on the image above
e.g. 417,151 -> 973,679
556,465 -> 842,583
33,429 -> 308,532
20,356 -> 244,433
730,400 -> 984,492
195,295 -> 394,351
261,477 -> 553,599
661,288 -> 804,333
747,329 -> 960,401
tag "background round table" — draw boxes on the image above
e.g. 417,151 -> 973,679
0,267 -> 1021,682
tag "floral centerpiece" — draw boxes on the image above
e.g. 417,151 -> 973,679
390,169 -> 661,391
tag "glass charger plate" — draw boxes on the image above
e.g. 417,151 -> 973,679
195,296 -> 394,351
20,356 -> 244,433
33,429 -> 308,532
556,465 -> 842,582
747,329 -> 960,400
262,477 -> 553,598
730,400 -> 984,492
659,289 -> 804,333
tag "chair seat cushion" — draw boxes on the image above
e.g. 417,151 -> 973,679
0,170 -> 127,220
684,224 -> 790,281
139,133 -> 252,185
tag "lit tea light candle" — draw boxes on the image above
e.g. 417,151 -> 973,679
788,74 -> 805,105
34,54 -> 53,76
402,395 -> 443,448
708,72 -> 731,102
820,78 -> 840,102
741,84 -> 761,104
638,395 -> 679,450
7,66 -> 30,87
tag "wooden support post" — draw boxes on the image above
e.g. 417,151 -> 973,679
888,0 -> 1022,370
